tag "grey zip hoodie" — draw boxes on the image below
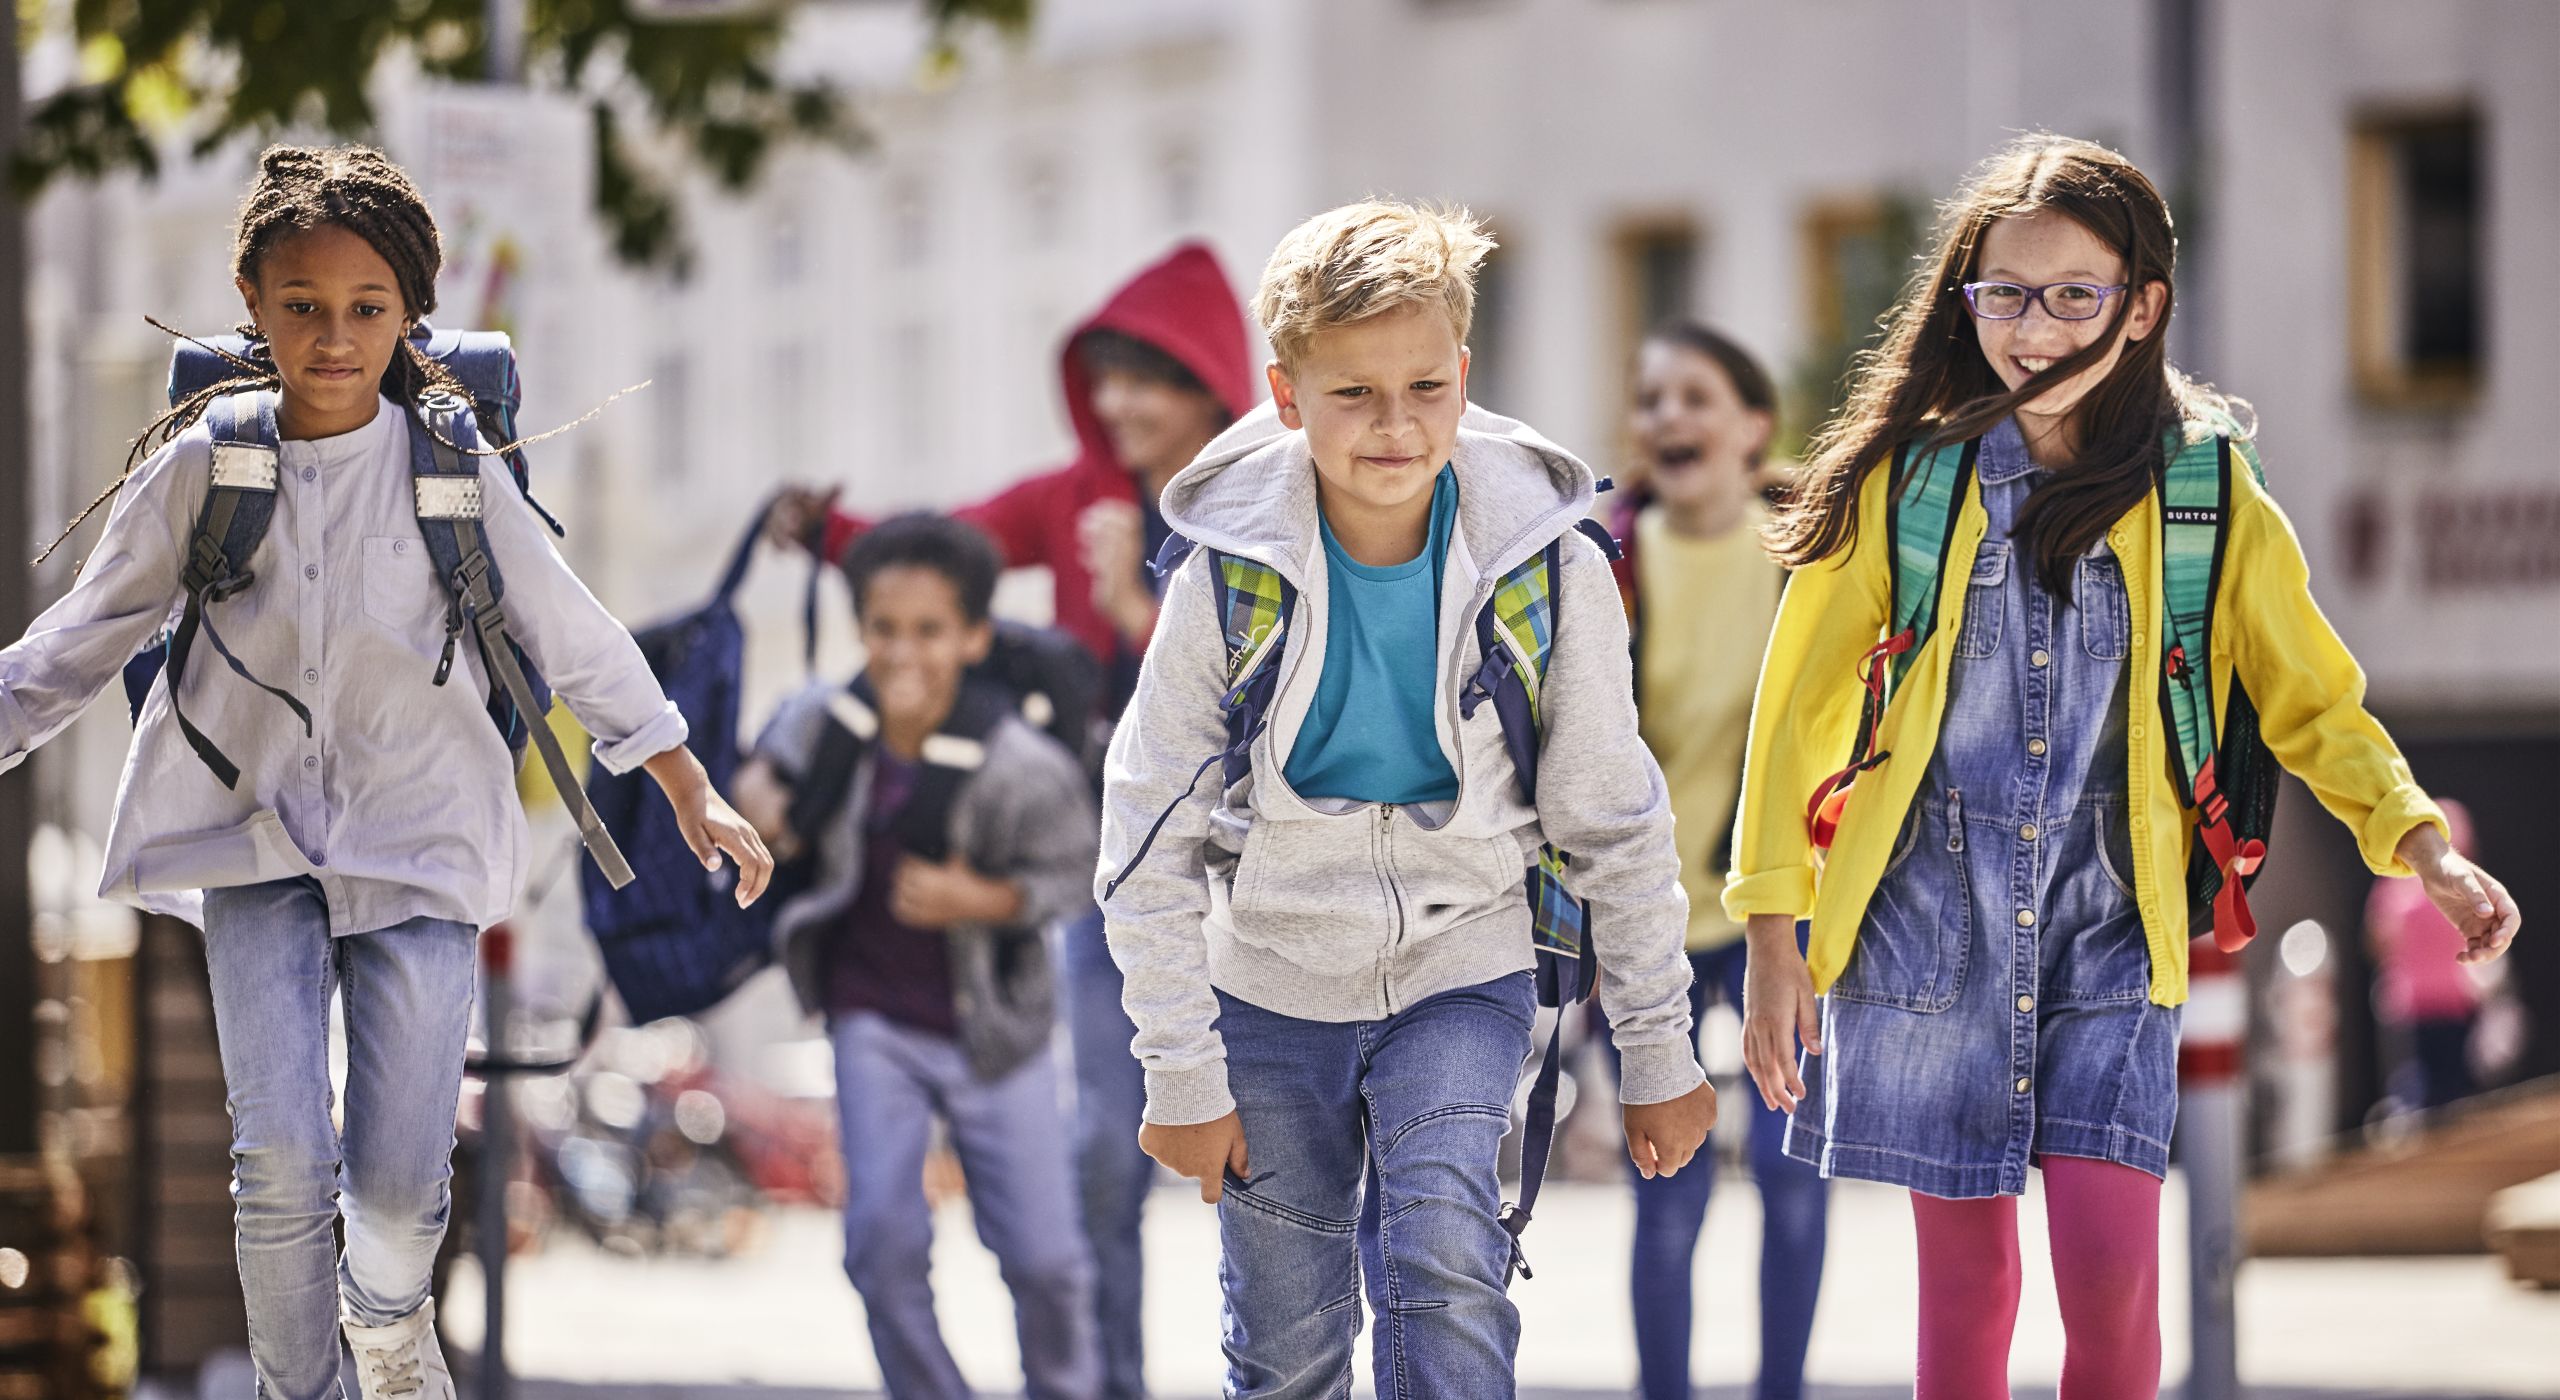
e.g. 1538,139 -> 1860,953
1096,399 -> 1706,1126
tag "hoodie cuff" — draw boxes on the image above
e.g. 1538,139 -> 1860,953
1616,1038 -> 1708,1106
1143,1061 -> 1235,1126
1723,864 -> 1816,922
2360,786 -> 2449,877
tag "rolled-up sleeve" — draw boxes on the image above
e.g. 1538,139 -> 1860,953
475,456 -> 687,773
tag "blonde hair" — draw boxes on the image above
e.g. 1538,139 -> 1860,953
1254,199 -> 1495,368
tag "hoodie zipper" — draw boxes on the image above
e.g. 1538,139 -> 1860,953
1379,803 -> 1409,1011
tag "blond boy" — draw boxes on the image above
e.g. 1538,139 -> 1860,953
1096,202 -> 1715,1397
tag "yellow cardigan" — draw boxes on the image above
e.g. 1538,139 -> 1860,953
1722,436 -> 2446,1006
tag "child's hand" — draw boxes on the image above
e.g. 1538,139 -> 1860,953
764,483 -> 839,553
1622,1081 -> 1717,1180
890,854 -> 1023,930
1741,914 -> 1824,1113
1138,1111 -> 1250,1204
1078,500 -> 1157,643
645,747 -> 775,906
2399,825 -> 2521,964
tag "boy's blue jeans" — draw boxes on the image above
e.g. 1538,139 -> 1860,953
1061,907 -> 1153,1398
1214,972 -> 1535,1400
829,1010 -> 1101,1400
200,879 -> 477,1400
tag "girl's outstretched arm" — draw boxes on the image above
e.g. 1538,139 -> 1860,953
0,436 -> 200,772
642,745 -> 773,907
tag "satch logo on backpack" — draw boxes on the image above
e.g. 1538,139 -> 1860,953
1802,426 -> 2278,948
138,322 -> 633,887
1103,507 -> 1623,1283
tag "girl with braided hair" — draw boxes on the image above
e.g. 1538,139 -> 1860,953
0,144 -> 773,1399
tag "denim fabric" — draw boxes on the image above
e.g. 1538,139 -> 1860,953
1061,906 -> 1154,1398
1602,941 -> 1828,1400
1788,420 -> 2181,1198
200,878 -> 476,1400
829,1012 -> 1101,1400
1214,974 -> 1535,1399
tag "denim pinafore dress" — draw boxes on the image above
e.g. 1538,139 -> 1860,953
1784,419 -> 2182,1198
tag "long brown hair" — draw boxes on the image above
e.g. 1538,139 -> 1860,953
1768,133 -> 2246,592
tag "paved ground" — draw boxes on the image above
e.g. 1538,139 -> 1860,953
397,1176 -> 2559,1399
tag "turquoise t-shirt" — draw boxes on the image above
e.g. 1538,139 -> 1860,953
1284,465 -> 1462,804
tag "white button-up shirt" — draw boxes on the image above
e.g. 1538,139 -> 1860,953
0,396 -> 687,935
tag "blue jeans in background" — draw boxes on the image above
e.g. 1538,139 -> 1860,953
1602,940 -> 1830,1400
1214,973 -> 1535,1400
1061,906 -> 1153,1398
200,879 -> 477,1400
829,1010 -> 1100,1400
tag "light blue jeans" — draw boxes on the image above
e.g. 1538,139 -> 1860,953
200,879 -> 477,1400
829,1010 -> 1101,1400
1214,973 -> 1536,1400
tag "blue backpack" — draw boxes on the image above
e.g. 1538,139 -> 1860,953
137,324 -> 632,887
1104,511 -> 1621,1281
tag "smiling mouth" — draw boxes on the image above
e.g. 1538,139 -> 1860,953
2013,356 -> 2061,377
1652,444 -> 1704,470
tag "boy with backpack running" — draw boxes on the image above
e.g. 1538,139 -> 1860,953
768,242 -> 1253,1400
732,513 -> 1103,1400
1097,200 -> 1715,1399
0,145 -> 772,1400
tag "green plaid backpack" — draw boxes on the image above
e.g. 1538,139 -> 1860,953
1103,517 -> 1620,1280
1804,428 -> 2277,950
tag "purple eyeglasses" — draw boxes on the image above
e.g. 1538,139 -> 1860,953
1961,281 -> 2129,321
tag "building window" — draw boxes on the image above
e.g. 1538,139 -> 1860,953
1608,219 -> 1698,455
2350,109 -> 2484,407
1467,229 -> 1515,412
1016,153 -> 1066,249
893,323 -> 933,463
1159,139 -> 1202,228
889,175 -> 931,267
769,342 -> 808,472
1792,194 -> 1924,453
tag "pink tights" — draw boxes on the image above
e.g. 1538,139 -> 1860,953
1910,1156 -> 2163,1400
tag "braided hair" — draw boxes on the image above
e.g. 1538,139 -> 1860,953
44,144 -> 502,565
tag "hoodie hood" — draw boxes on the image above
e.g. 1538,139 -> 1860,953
1158,398 -> 1600,588
1060,241 -> 1259,487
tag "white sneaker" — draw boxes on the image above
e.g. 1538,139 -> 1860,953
341,1298 -> 456,1400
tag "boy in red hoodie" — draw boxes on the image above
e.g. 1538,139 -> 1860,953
769,241 -> 1256,1400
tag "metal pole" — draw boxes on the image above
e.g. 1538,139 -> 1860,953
0,0 -> 41,1165
2179,935 -> 2246,1400
476,926 -> 516,1400
486,0 -> 527,84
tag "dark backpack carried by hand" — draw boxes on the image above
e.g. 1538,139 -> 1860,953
135,326 -> 631,886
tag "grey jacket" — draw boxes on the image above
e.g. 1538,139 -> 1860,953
1096,400 -> 1706,1126
758,683 -> 1097,1081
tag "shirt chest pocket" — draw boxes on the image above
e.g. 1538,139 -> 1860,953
1953,542 -> 2009,659
360,536 -> 445,641
2074,550 -> 2131,661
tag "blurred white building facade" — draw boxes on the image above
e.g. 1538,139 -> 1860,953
20,0 -> 2559,1093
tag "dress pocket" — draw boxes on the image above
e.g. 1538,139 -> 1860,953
1954,544 -> 2008,660
2076,550 -> 2131,661
1835,788 -> 1972,1013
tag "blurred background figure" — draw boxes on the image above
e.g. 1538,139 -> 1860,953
2367,796 -> 2492,1114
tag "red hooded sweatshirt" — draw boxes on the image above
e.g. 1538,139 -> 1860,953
819,242 -> 1257,669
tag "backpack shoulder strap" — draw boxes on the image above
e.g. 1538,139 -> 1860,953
887,682 -> 1015,867
2156,431 -> 2232,799
1885,435 -> 1979,688
785,681 -> 877,843
406,393 -> 635,888
164,390 -> 310,789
